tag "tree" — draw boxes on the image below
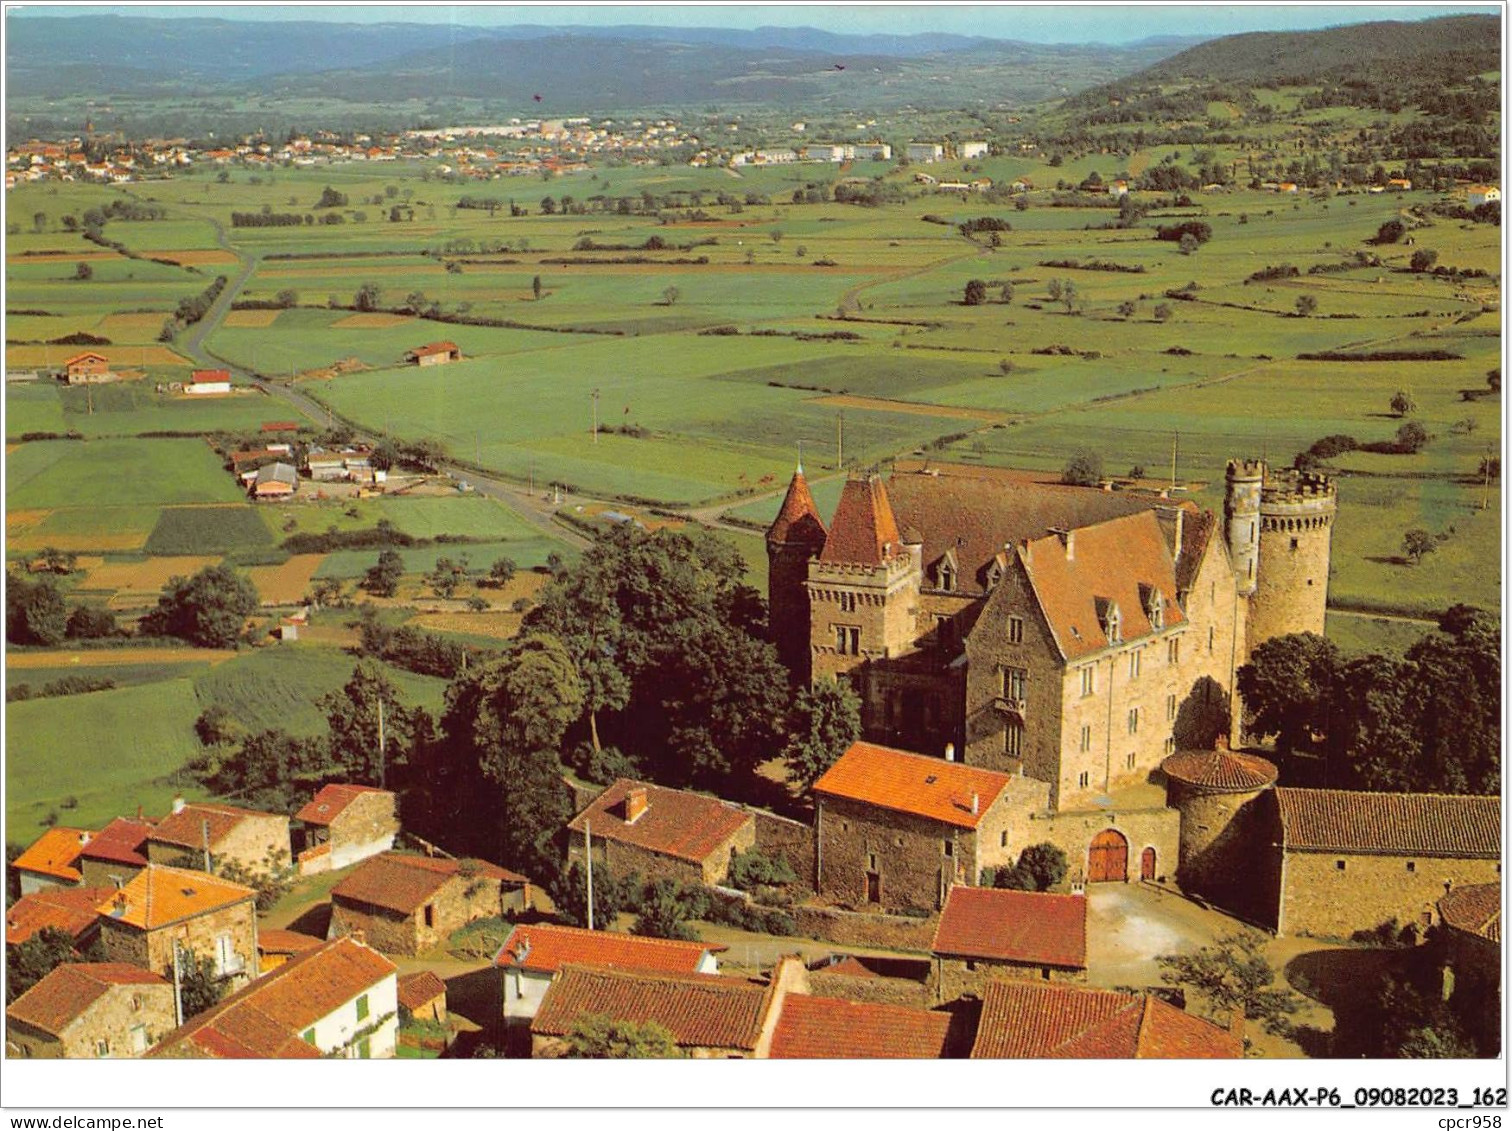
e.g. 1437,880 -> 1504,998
1153,303 -> 1172,321
1061,450 -> 1103,487
177,951 -> 227,1019
488,557 -> 517,588
1409,248 -> 1439,272
532,275 -> 543,301
1236,633 -> 1340,754
139,565 -> 258,648
1294,294 -> 1317,317
370,439 -> 400,473
74,261 -> 92,281
426,556 -> 468,599
632,878 -> 705,941
1487,367 -> 1500,393
1401,528 -> 1435,565
6,572 -> 67,645
275,288 -> 299,308
1060,279 -> 1077,314
963,279 -> 987,306
782,678 -> 861,794
320,662 -> 430,787
546,861 -> 634,930
661,285 -> 680,307
999,282 -> 1013,304
1389,390 -> 1417,417
316,186 -> 348,209
32,211 -> 47,233
1374,219 -> 1407,244
65,604 -> 116,639
1046,278 -> 1062,303
1117,300 -> 1137,319
1158,930 -> 1301,1037
1012,843 -> 1068,891
563,1013 -> 682,1058
6,927 -> 80,1003
1178,232 -> 1199,256
726,847 -> 798,891
354,282 -> 382,312
363,549 -> 404,597
1394,421 -> 1429,453
215,854 -> 296,913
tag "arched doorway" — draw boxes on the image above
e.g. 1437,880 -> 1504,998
1141,846 -> 1157,882
1088,829 -> 1129,883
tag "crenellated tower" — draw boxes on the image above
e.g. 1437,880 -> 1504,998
766,464 -> 828,684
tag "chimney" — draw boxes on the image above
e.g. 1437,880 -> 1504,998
1156,506 -> 1185,567
78,831 -> 91,846
171,795 -> 186,815
971,793 -> 979,816
624,787 -> 649,824
1049,527 -> 1074,560
944,743 -> 956,762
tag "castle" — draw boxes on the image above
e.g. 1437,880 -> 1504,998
767,459 -> 1336,812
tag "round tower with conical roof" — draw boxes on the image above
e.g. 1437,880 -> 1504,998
1161,740 -> 1278,902
766,464 -> 828,684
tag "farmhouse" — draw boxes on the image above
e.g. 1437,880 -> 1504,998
256,927 -> 323,973
495,922 -> 725,1025
812,741 -> 1043,912
62,352 -> 111,384
329,852 -> 531,956
293,783 -> 399,873
1261,788 -> 1500,938
907,143 -> 944,163
1387,177 -> 1413,191
930,887 -> 1088,1002
186,369 -> 232,395
398,970 -> 447,1025
768,994 -> 953,1058
5,964 -> 175,1059
144,800 -> 291,879
960,140 -> 989,160
405,340 -> 462,366
1467,184 -> 1500,207
251,462 -> 298,499
150,937 -> 399,1059
5,886 -> 112,949
76,817 -> 154,888
12,827 -> 92,894
95,865 -> 259,991
969,980 -> 1244,1058
566,779 -> 756,887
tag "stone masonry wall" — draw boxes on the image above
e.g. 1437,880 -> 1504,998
817,796 -> 979,913
329,792 -> 400,869
98,898 -> 258,990
929,956 -> 1084,1005
1023,805 -> 1180,888
1276,852 -> 1500,939
63,982 -> 178,1058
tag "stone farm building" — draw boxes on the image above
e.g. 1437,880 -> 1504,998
256,927 -> 323,974
495,922 -> 725,1025
5,886 -> 111,950
566,779 -> 755,887
94,865 -> 259,992
405,340 -> 461,366
768,994 -> 953,1059
144,800 -> 291,879
397,970 -> 448,1026
293,783 -> 399,874
11,827 -> 92,895
329,852 -> 530,956
969,981 -> 1244,1058
930,886 -> 1088,1002
1261,789 -> 1501,938
6,964 -> 175,1060
150,937 -> 398,1059
62,352 -> 111,383
76,818 -> 155,889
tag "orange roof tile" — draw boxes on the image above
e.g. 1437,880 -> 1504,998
495,923 -> 723,976
12,827 -> 92,882
531,965 -> 772,1051
294,783 -> 389,826
814,742 -> 1012,830
7,964 -> 168,1037
78,817 -> 154,867
150,938 -> 395,1059
819,475 -> 904,565
63,352 -> 108,365
148,803 -> 280,850
970,981 -> 1241,1058
768,467 -> 827,548
769,994 -> 951,1058
1274,788 -> 1500,858
190,369 -> 231,383
1439,884 -> 1501,943
256,928 -> 324,956
5,886 -> 113,947
1018,510 -> 1185,660
397,970 -> 447,1011
408,340 -> 460,357
932,887 -> 1087,969
332,852 -> 525,917
1161,746 -> 1278,793
567,779 -> 753,864
96,864 -> 255,931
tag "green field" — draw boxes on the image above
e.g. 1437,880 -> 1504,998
144,504 -> 275,555
7,438 -> 244,508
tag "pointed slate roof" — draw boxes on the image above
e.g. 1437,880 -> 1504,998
819,475 -> 904,566
767,467 -> 827,548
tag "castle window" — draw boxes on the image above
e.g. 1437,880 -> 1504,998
1406,861 -> 1416,873
835,625 -> 861,655
1002,666 -> 1027,700
1127,707 -> 1139,735
1126,752 -> 1136,770
1080,667 -> 1095,698
1008,616 -> 1024,644
1163,737 -> 1175,756
1100,603 -> 1122,644
96,1039 -> 109,1058
1208,626 -> 1215,653
938,562 -> 956,591
1166,693 -> 1177,722
1335,860 -> 1347,872
1078,771 -> 1090,789
1168,638 -> 1180,664
1001,831 -> 1009,848
1290,537 -> 1300,551
839,591 -> 857,613
1004,722 -> 1024,758
1080,725 -> 1091,753
943,839 -> 954,858
1128,649 -> 1142,679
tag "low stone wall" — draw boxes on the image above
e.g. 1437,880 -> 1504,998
747,808 -> 816,895
790,905 -> 936,952
809,970 -> 929,1008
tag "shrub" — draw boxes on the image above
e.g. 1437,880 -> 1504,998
1062,450 -> 1103,486
726,848 -> 798,892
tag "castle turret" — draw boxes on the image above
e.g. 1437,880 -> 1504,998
1250,466 -> 1336,651
767,464 -> 828,684
1162,741 -> 1278,910
1223,459 -> 1263,597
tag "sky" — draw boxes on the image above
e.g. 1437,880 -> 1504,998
7,2 -> 1500,44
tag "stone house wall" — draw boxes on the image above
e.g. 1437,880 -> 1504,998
1442,927 -> 1500,1055
6,982 -> 177,1059
929,955 -> 1085,1004
1274,852 -> 1501,939
147,813 -> 291,877
568,818 -> 756,888
79,858 -> 146,890
97,898 -> 258,990
331,874 -> 526,957
327,793 -> 400,871
747,807 -> 816,894
1022,804 -> 1180,888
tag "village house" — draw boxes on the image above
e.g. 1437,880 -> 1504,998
144,799 -> 291,879
1467,184 -> 1500,208
5,886 -> 112,949
398,970 -> 448,1026
929,886 -> 1088,1002
970,980 -> 1244,1058
293,783 -> 400,874
76,817 -> 154,889
1387,177 -> 1413,191
94,865 -> 259,992
251,462 -> 298,500
1436,884 -> 1500,1055
150,937 -> 399,1059
12,827 -> 92,894
960,140 -> 989,160
404,340 -> 462,366
1261,789 -> 1501,938
906,143 -> 944,163
812,741 -> 1043,912
5,964 -> 175,1060
566,778 -> 756,888
495,922 -> 725,1025
256,927 -> 323,974
329,852 -> 530,957
186,369 -> 232,395
768,994 -> 954,1058
62,352 -> 111,384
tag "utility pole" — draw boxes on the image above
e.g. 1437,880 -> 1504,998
201,818 -> 211,873
836,411 -> 844,471
377,696 -> 387,789
592,388 -> 600,443
1481,443 -> 1493,510
584,820 -> 594,931
172,941 -> 185,1027
1170,431 -> 1179,491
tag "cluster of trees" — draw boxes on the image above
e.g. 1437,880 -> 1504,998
1237,608 -> 1499,794
6,570 -> 117,646
167,275 -> 228,334
230,211 -> 318,228
139,565 -> 260,648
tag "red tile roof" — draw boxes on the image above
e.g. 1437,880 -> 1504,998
7,964 -> 168,1037
12,827 -> 93,882
1274,788 -> 1500,858
819,475 -> 904,565
932,887 -> 1087,969
96,864 -> 255,931
1161,746 -> 1278,793
332,852 -> 525,917
407,341 -> 460,358
148,802 -> 281,850
970,981 -> 1242,1059
767,467 -> 827,548
814,742 -> 1013,830
78,818 -> 154,867
150,937 -> 395,1059
1018,511 -> 1185,660
256,928 -> 324,956
566,779 -> 753,864
5,886 -> 113,947
769,994 -> 950,1058
1438,884 -> 1501,943
190,369 -> 231,383
531,965 -> 772,1051
294,783 -> 389,826
260,421 -> 301,432
495,923 -> 723,976
63,352 -> 108,366
397,970 -> 447,1011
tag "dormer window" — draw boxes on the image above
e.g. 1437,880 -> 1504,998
1096,598 -> 1122,645
1140,583 -> 1164,631
935,548 -> 958,592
